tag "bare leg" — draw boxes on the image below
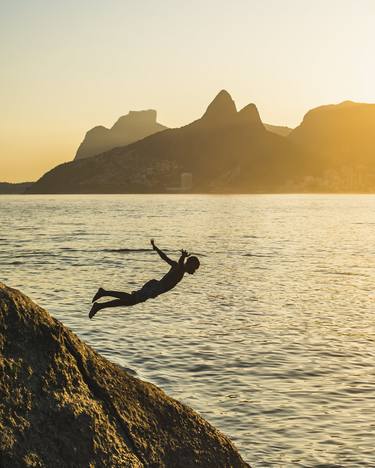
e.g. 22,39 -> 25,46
89,294 -> 140,319
92,288 -> 132,303
103,290 -> 133,300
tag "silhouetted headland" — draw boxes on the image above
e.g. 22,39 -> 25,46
0,282 -> 249,467
0,182 -> 33,194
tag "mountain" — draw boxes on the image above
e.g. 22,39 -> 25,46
0,182 -> 33,194
75,107 -> 290,161
288,101 -> 375,191
75,110 -> 167,160
29,90 -> 305,194
0,282 -> 249,467
264,124 -> 292,137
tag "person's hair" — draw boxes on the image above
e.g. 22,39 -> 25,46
186,256 -> 200,269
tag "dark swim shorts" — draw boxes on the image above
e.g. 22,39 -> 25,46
136,279 -> 163,301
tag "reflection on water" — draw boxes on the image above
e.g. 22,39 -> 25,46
1,194 -> 375,467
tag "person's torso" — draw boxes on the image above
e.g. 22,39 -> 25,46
158,263 -> 184,292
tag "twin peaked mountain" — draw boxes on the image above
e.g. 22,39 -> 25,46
29,90 -> 375,193
74,95 -> 291,162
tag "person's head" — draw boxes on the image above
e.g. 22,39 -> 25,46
185,256 -> 200,274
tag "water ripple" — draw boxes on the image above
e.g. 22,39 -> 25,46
1,193 -> 375,466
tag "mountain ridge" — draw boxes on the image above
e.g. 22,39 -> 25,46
75,109 -> 167,160
286,100 -> 375,191
30,90 -> 304,194
28,93 -> 375,194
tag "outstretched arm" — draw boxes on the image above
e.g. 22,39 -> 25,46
178,249 -> 190,266
150,239 -> 176,266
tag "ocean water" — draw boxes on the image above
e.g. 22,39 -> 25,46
1,194 -> 375,467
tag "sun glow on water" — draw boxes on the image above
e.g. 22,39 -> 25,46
1,194 -> 375,466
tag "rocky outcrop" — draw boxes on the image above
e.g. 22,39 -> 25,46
75,110 -> 167,160
201,90 -> 238,126
0,282 -> 249,467
29,90 -> 304,193
200,91 -> 264,131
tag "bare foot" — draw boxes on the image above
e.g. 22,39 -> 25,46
92,287 -> 104,303
89,302 -> 100,319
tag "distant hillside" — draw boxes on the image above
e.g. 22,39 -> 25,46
29,90 -> 306,194
0,182 -> 33,194
288,101 -> 375,191
75,110 -> 167,160
75,107 -> 290,162
264,124 -> 292,137
31,95 -> 375,194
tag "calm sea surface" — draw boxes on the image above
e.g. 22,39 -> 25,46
1,194 -> 375,467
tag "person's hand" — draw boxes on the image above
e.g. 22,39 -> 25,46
150,239 -> 156,249
180,249 -> 190,257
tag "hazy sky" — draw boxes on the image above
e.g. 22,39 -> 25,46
1,0 -> 374,182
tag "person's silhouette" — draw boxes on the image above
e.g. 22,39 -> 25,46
89,239 -> 200,319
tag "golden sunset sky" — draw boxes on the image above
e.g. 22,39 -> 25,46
1,0 -> 374,182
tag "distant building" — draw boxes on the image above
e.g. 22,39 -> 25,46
181,172 -> 193,191
166,171 -> 193,192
